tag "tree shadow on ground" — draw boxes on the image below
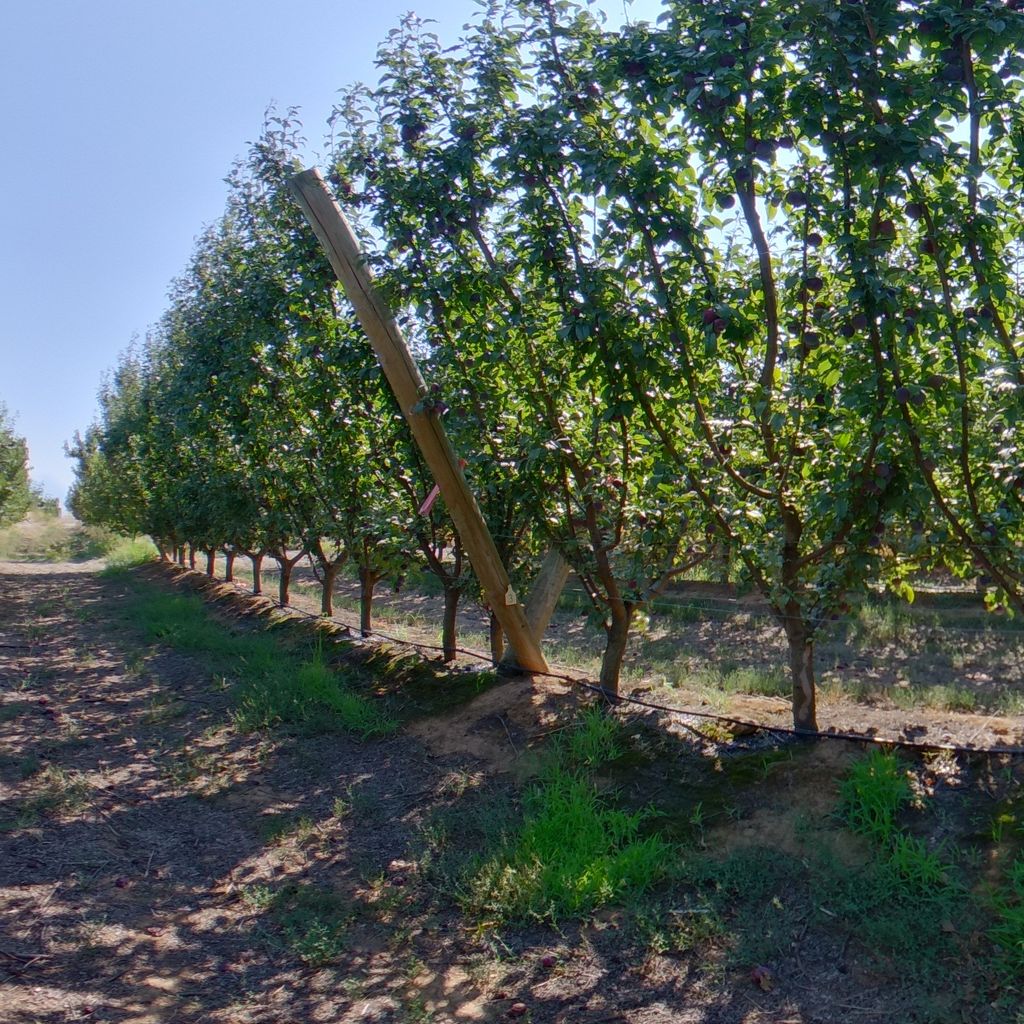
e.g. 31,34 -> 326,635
0,564 -> 1016,1024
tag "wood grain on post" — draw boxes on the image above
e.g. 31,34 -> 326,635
288,167 -> 549,674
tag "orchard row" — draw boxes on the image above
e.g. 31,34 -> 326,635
69,0 -> 1024,730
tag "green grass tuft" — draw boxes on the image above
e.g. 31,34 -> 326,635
243,881 -> 351,967
838,749 -> 912,845
102,536 -> 158,570
556,707 -> 625,768
462,711 -> 672,924
886,833 -> 947,894
233,657 -> 395,737
991,857 -> 1024,977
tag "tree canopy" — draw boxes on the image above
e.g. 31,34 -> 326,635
71,0 -> 1024,731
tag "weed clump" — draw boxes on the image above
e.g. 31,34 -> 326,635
463,709 -> 672,924
991,857 -> 1024,977
838,748 -> 912,845
838,749 -> 947,895
242,882 -> 351,967
234,658 -> 396,738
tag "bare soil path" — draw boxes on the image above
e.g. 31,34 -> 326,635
0,562 -> 479,1023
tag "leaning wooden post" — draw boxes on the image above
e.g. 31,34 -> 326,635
289,168 -> 549,674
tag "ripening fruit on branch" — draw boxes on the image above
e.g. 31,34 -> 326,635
874,219 -> 896,240
400,120 -> 427,146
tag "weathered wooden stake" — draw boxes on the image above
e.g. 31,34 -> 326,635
289,168 -> 549,674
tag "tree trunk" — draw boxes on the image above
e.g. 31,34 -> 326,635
785,620 -> 818,733
224,549 -> 236,582
205,548 -> 216,577
489,611 -> 504,666
441,585 -> 461,662
157,543 -> 170,562
717,542 -> 731,584
500,548 -> 570,673
278,559 -> 293,607
599,603 -> 633,702
250,553 -> 263,596
188,545 -> 197,570
176,545 -> 186,566
359,567 -> 378,637
321,562 -> 340,617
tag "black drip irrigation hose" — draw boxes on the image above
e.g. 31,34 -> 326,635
171,564 -> 1024,759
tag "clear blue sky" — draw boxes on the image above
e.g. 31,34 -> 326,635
0,0 -> 657,503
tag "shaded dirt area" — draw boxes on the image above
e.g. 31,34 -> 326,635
1,561 -> 1021,1024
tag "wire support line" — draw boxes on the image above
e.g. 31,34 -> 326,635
176,564 -> 1024,758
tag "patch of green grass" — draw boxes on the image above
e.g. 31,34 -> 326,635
233,657 -> 396,738
905,683 -> 978,713
679,847 -> 807,965
0,514 -> 148,563
634,900 -> 727,959
995,691 -> 1024,716
991,857 -> 1024,978
102,536 -> 158,570
679,834 -> 965,979
464,767 -> 669,924
837,750 -> 957,912
240,884 -> 276,912
814,848 -> 965,974
357,647 -> 500,722
886,833 -> 948,893
555,707 -> 624,768
0,701 -> 33,723
259,812 -> 318,846
838,749 -> 912,845
669,663 -> 788,701
461,712 -> 672,925
119,580 -> 395,739
243,881 -> 352,967
1,764 -> 93,831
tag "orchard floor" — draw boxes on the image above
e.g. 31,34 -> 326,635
1,559 -> 1023,1024
216,554 -> 1024,753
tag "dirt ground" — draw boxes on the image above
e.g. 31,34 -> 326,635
1,560 -> 1022,1024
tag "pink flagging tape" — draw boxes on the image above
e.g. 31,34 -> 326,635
418,483 -> 442,516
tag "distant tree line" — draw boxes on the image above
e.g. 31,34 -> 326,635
0,404 -> 32,528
